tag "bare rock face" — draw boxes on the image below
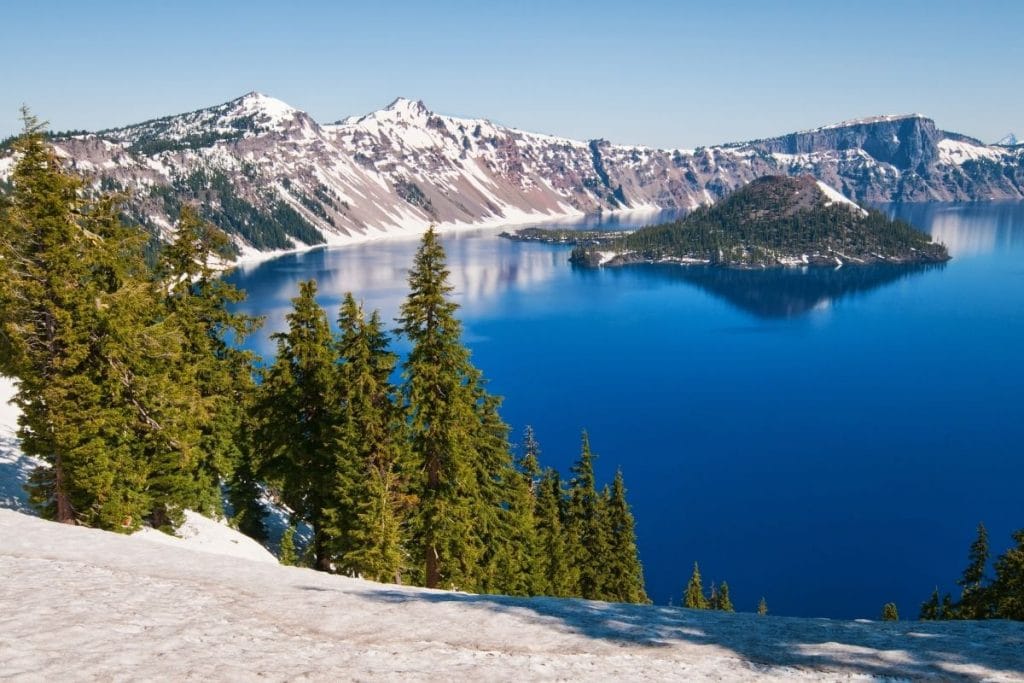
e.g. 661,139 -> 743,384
4,94 -> 1023,255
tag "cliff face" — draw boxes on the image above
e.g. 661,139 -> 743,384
4,94 -> 1022,254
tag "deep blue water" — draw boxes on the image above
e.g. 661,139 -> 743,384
226,203 -> 1024,619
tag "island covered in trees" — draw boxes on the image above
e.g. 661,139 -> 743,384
502,175 -> 951,269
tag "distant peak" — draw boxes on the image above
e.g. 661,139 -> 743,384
995,132 -> 1018,146
227,92 -> 301,127
385,97 -> 429,117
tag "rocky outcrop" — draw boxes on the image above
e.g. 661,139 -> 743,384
3,94 -> 1022,255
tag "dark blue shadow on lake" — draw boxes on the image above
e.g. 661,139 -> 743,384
604,262 -> 947,319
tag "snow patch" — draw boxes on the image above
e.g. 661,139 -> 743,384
937,138 -> 1006,165
815,180 -> 868,217
134,510 -> 277,564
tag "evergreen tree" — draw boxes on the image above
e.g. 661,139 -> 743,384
468,375 -> 521,595
882,603 -> 899,621
3,112 -> 187,530
718,581 -> 735,612
601,469 -> 648,603
333,294 -> 408,583
709,582 -> 719,610
684,562 -> 709,609
397,227 -> 486,590
534,468 -> 576,596
991,530 -> 1024,620
148,205 -> 262,529
940,593 -> 956,620
279,524 -> 298,566
919,588 -> 940,621
957,522 -> 992,619
500,426 -> 543,595
565,431 -> 610,599
254,280 -> 341,571
758,597 -> 768,616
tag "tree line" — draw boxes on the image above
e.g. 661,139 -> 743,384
919,523 -> 1024,621
0,116 -> 647,603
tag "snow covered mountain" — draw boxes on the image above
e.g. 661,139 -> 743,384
5,94 -> 1024,257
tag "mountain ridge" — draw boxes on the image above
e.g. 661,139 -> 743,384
3,94 -> 1022,257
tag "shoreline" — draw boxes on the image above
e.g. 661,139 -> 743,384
229,203 -> 671,270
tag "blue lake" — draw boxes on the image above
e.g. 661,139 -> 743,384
226,203 -> 1024,619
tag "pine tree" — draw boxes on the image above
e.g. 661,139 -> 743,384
882,603 -> 899,621
148,205 -> 262,529
500,426 -> 543,595
279,524 -> 298,566
254,280 -> 341,571
333,294 -> 408,583
709,582 -> 719,610
397,227 -> 485,590
757,597 -> 768,616
534,468 -> 576,596
2,112 -> 181,530
468,375 -> 521,595
990,530 -> 1024,620
919,588 -> 940,620
566,431 -> 608,599
957,522 -> 991,619
718,581 -> 735,612
684,562 -> 709,609
940,593 -> 956,620
601,469 -> 648,603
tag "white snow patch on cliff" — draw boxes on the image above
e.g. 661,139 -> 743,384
938,138 -> 1006,165
815,180 -> 868,216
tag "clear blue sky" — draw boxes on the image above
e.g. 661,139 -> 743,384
2,0 -> 1020,148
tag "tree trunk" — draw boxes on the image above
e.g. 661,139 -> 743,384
53,457 -> 74,524
426,545 -> 440,589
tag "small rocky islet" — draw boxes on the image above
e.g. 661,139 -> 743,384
503,175 -> 951,269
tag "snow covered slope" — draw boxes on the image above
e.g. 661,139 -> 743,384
4,95 -> 1022,260
2,510 -> 1023,681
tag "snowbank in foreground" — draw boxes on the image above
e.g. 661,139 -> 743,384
1,510 -> 1022,681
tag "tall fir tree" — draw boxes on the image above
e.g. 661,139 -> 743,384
919,588 -> 940,620
534,468 -> 576,596
684,562 -> 709,609
600,469 -> 648,603
940,593 -> 956,620
332,294 -> 409,583
718,581 -> 735,612
2,111 -> 190,530
254,280 -> 341,571
990,530 -> 1024,620
566,431 -> 609,599
956,522 -> 991,619
495,426 -> 543,595
149,205 -> 262,529
397,227 -> 486,590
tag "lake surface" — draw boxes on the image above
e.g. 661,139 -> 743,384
226,203 -> 1024,619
